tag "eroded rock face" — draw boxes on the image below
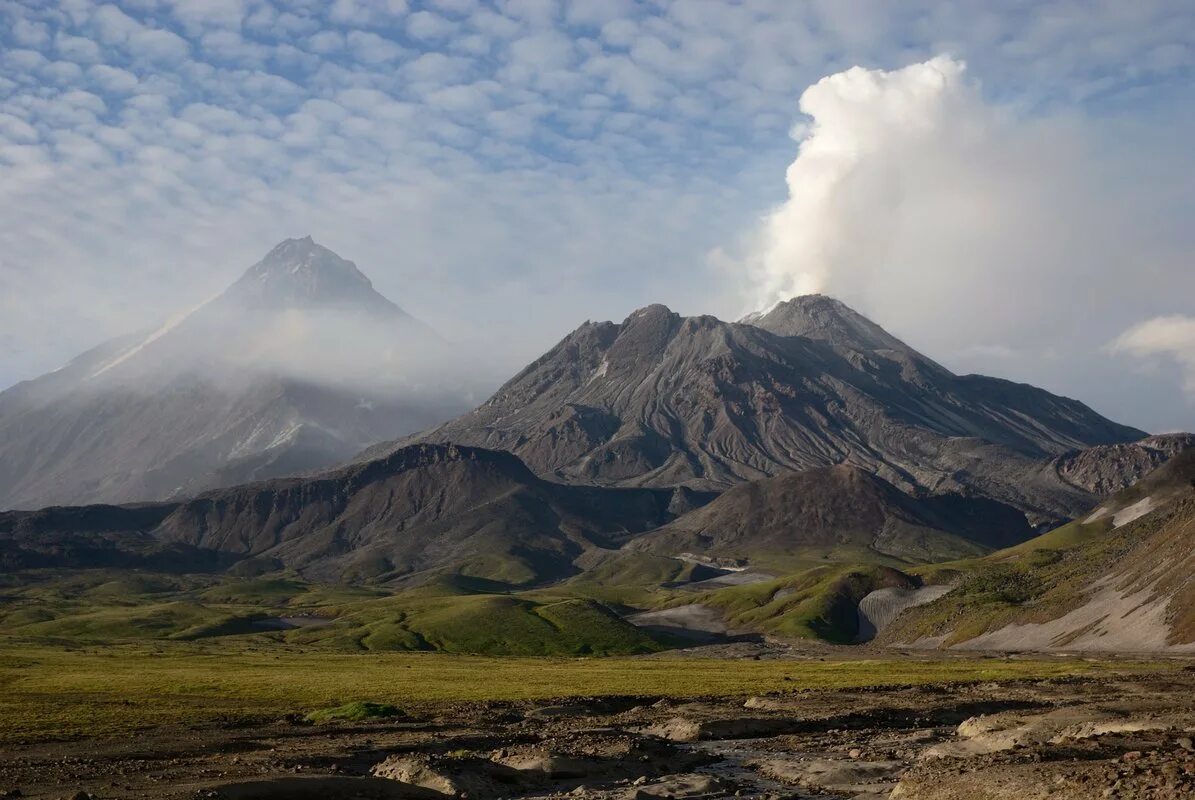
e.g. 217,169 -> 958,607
212,776 -> 442,799
892,693 -> 1195,799
924,706 -> 1183,760
1053,434 -> 1195,497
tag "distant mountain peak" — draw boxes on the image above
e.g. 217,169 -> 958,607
222,237 -> 404,316
742,294 -> 915,354
624,303 -> 677,322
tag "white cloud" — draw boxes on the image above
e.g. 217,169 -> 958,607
305,30 -> 344,54
166,0 -> 245,30
89,4 -> 144,45
56,32 -> 103,63
500,0 -> 556,27
0,113 -> 39,143
346,31 -> 406,64
403,52 -> 473,84
1112,316 -> 1195,395
10,18 -> 51,47
127,28 -> 191,63
431,0 -> 478,15
508,31 -> 574,71
88,64 -> 140,92
406,11 -> 456,40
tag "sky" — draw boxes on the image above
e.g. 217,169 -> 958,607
1,0 -> 1193,433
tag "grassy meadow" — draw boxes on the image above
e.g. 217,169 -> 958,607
0,639 -> 1167,744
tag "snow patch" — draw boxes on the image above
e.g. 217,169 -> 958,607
227,420 -> 302,460
265,422 -> 303,451
1113,496 -> 1155,528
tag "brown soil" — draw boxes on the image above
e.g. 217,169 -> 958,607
7,670 -> 1195,799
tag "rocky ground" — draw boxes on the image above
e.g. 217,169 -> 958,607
6,667 -> 1195,799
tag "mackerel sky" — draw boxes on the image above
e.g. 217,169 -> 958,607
2,1 -> 1194,431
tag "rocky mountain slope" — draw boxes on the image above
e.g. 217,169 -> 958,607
0,238 -> 462,510
877,449 -> 1195,652
2,440 -> 1054,588
379,295 -> 1148,527
1050,433 -> 1195,496
626,464 -> 1034,567
1,443 -> 690,585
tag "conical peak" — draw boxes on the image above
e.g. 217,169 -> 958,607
224,238 -> 397,313
251,236 -> 366,281
743,294 -> 910,353
622,303 -> 677,325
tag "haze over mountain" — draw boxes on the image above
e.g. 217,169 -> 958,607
383,294 -> 1150,528
0,238 -> 468,511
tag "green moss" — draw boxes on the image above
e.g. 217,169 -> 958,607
305,700 -> 405,723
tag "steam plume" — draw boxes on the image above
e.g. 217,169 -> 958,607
748,56 -> 973,310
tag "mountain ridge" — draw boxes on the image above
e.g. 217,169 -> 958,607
373,295 -> 1146,527
1,442 -> 694,585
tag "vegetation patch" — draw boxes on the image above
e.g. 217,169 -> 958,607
689,564 -> 918,643
882,499 -> 1193,646
305,700 -> 406,723
0,640 -> 1163,744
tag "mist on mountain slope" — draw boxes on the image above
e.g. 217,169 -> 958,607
0,238 -> 498,509
28,238 -> 493,403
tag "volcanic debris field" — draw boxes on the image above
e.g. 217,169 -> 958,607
2,644 -> 1195,799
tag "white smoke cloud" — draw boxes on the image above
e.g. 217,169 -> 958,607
1112,316 -> 1195,396
749,55 -> 976,306
734,55 -> 1195,432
